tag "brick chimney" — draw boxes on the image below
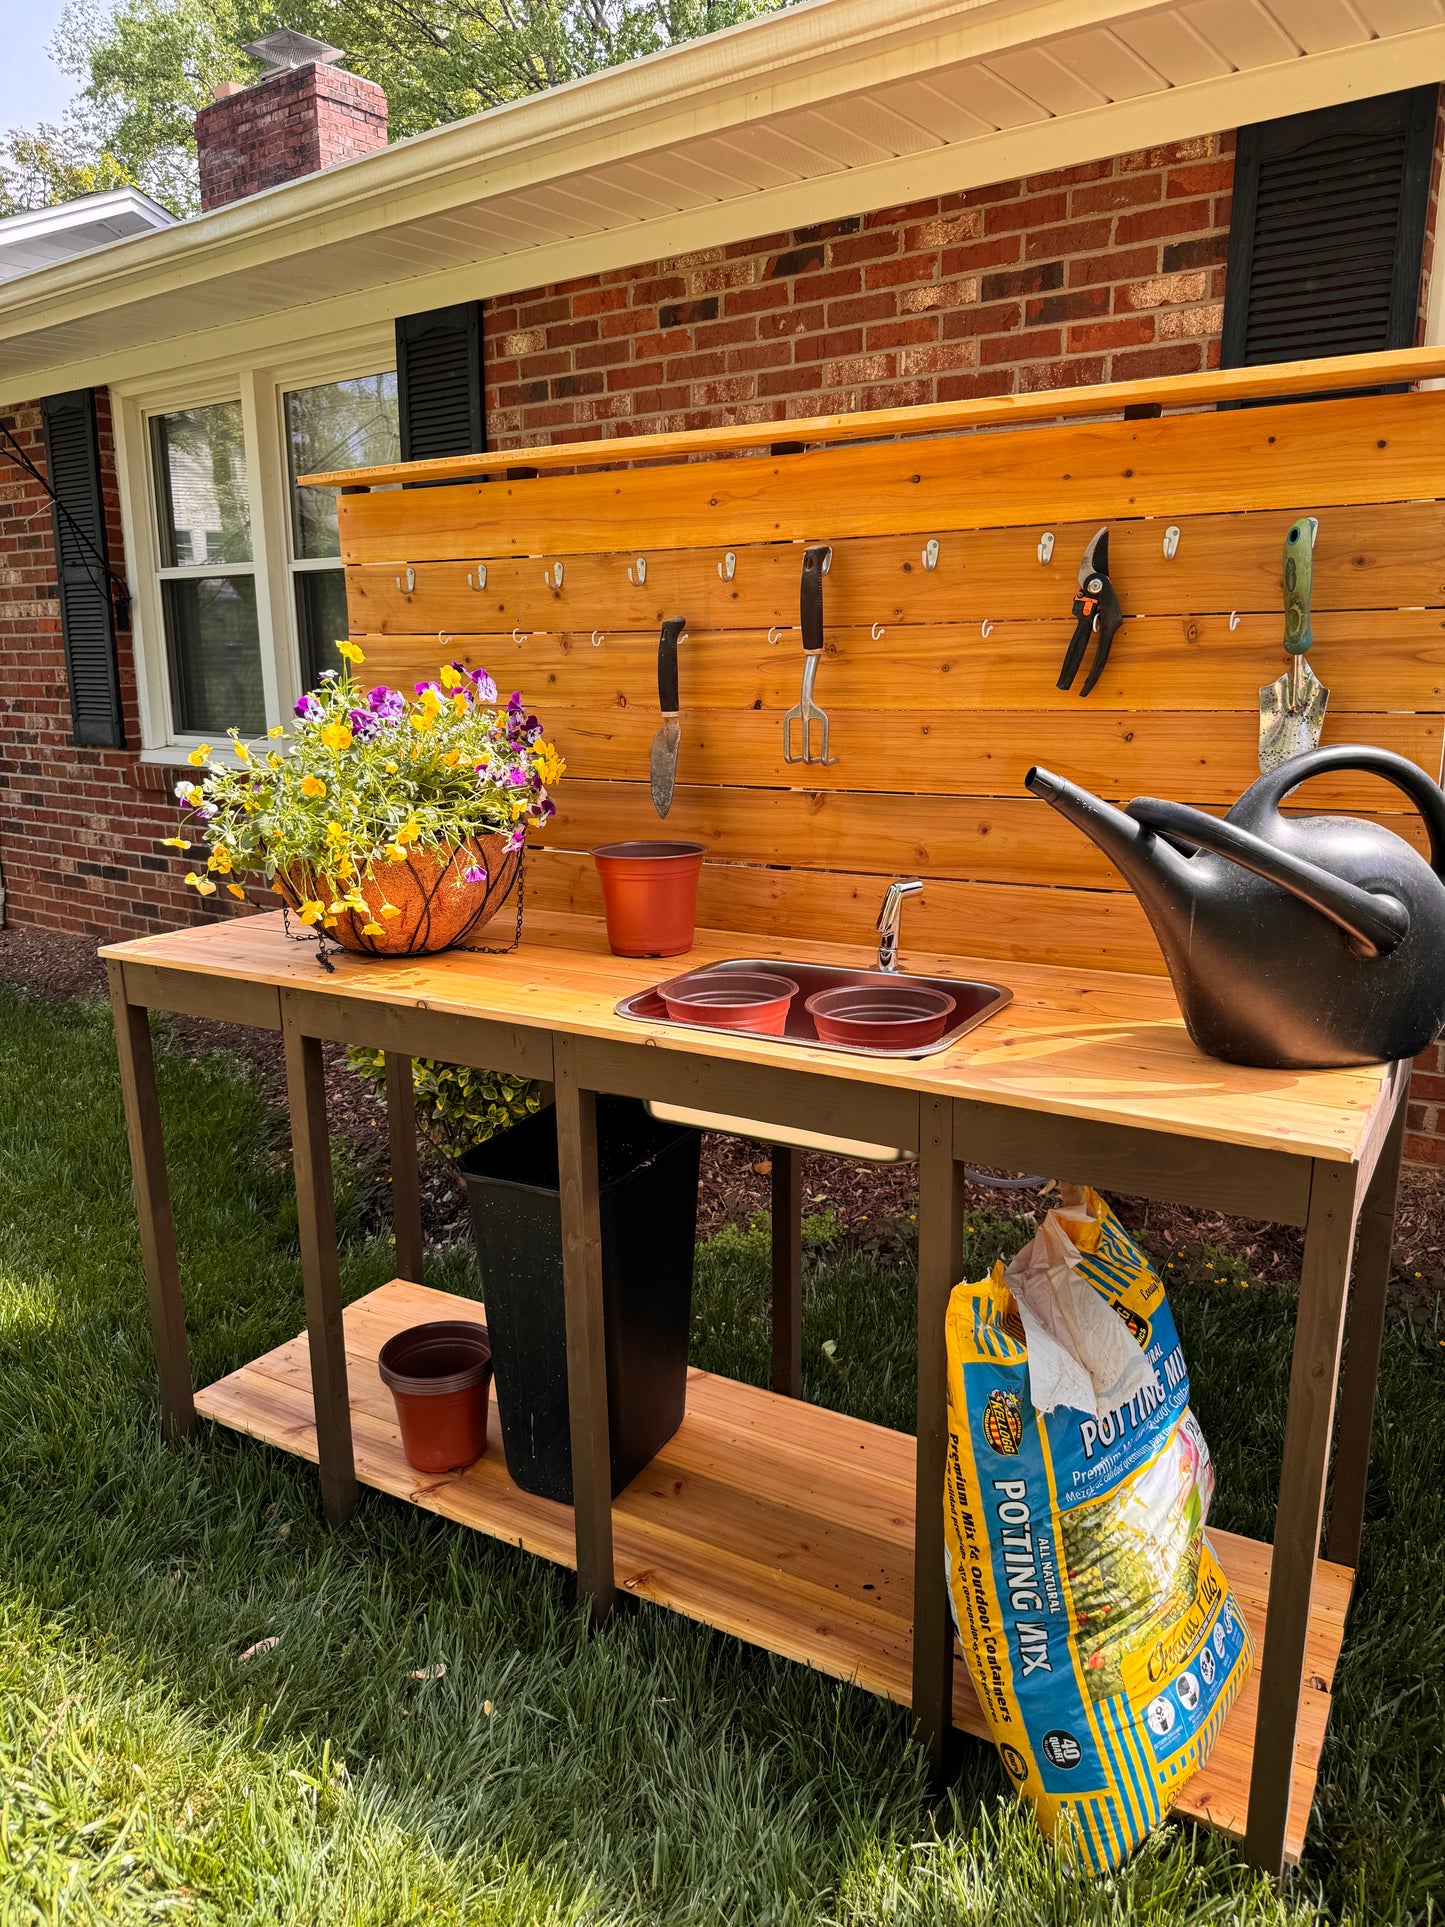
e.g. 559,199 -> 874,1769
195,58 -> 387,212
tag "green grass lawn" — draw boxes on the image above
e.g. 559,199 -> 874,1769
0,983 -> 1442,1924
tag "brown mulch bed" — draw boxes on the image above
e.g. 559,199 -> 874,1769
5,923 -> 1442,1298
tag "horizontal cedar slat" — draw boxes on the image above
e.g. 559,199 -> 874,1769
337,393 -> 1444,563
533,780 -> 1428,888
345,502 -> 1445,637
529,706 -> 1444,807
524,846 -> 1166,974
359,609 -> 1445,716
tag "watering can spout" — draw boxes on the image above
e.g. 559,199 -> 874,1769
1024,764 -> 1197,916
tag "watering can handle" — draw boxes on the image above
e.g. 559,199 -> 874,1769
1125,796 -> 1411,958
1246,743 -> 1445,878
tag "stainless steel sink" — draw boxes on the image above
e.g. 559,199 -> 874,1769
615,957 -> 1011,1059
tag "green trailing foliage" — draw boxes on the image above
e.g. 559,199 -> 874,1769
346,1044 -> 543,1157
0,981 -> 1442,1921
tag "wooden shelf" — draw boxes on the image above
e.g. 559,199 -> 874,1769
196,1279 -> 1351,1864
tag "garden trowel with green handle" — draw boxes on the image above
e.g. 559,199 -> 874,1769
1258,515 -> 1327,772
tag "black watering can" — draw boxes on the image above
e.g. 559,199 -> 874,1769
1026,746 -> 1445,1069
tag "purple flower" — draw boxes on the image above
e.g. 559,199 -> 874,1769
414,680 -> 443,698
463,864 -> 488,885
367,684 -> 405,721
505,764 -> 529,786
348,706 -> 380,740
507,827 -> 526,850
469,667 -> 498,703
173,781 -> 194,803
294,694 -> 322,720
507,691 -> 524,715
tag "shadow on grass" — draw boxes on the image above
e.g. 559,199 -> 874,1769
0,985 -> 1440,1923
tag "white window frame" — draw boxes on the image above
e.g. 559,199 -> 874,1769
112,323 -> 395,760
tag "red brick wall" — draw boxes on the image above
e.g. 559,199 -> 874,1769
484,135 -> 1233,442
1408,1042 -> 1445,1166
195,63 -> 388,213
0,396 -> 233,941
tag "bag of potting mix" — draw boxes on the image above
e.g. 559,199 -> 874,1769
942,1187 -> 1252,1870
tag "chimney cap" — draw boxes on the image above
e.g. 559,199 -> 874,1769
242,29 -> 346,74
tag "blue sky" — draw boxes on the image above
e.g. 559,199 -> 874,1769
1,0 -> 80,131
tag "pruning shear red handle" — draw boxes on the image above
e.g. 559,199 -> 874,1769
1057,527 -> 1124,697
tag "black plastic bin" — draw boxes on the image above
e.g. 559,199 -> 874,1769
457,1098 -> 701,1504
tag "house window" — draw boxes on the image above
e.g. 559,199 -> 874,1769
284,371 -> 399,688
150,400 -> 264,735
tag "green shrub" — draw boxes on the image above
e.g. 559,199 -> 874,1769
346,1047 -> 542,1158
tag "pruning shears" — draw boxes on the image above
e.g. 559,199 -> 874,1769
1056,527 -> 1123,697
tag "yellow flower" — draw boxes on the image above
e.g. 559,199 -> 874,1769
320,722 -> 353,752
266,753 -> 283,770
384,842 -> 407,862
268,726 -> 285,739
361,921 -> 385,936
440,663 -> 463,690
161,837 -> 189,850
328,900 -> 347,916
227,883 -> 246,899
325,820 -> 346,845
187,744 -> 212,766
443,749 -> 461,767
323,917 -> 338,929
381,904 -> 401,920
206,846 -> 234,874
385,760 -> 399,774
533,740 -> 565,788
336,639 -> 365,665
409,711 -> 435,734
184,872 -> 217,897
299,900 -> 325,926
396,820 -> 420,845
182,784 -> 204,807
300,774 -> 327,799
231,740 -> 251,763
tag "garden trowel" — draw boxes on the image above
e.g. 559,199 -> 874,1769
1259,516 -> 1327,771
649,617 -> 686,817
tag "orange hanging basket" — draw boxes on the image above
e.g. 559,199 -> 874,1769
276,832 -> 521,958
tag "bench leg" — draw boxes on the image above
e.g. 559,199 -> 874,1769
107,963 -> 195,1443
1244,1157 -> 1360,1875
1325,1090 -> 1408,1571
771,1145 -> 803,1398
554,1034 -> 616,1623
912,1095 -> 964,1775
384,1051 -> 425,1286
282,1017 -> 357,1528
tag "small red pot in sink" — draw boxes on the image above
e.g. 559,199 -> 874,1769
659,968 -> 799,1035
805,981 -> 957,1050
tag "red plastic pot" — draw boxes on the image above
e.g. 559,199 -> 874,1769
659,968 -> 799,1035
593,841 -> 706,957
805,982 -> 957,1050
377,1320 -> 493,1473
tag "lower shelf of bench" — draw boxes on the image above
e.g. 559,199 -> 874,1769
195,1277 -> 1350,1863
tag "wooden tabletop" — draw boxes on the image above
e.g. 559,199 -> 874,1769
102,909 -> 1394,1164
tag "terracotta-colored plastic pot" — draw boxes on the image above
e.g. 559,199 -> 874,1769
659,968 -> 799,1035
592,841 -> 706,957
276,832 -> 519,957
377,1320 -> 493,1473
805,982 -> 957,1050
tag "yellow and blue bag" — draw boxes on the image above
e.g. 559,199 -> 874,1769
942,1188 -> 1252,1869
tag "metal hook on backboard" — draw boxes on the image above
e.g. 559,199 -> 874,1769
1163,525 -> 1181,560
871,621 -> 885,640
543,562 -> 564,591
512,628 -> 528,646
1037,531 -> 1054,566
396,566 -> 415,593
466,564 -> 487,590
718,550 -> 736,581
981,619 -> 995,639
591,630 -> 605,647
1229,611 -> 1242,631
627,556 -> 647,586
922,538 -> 940,572
767,626 -> 783,646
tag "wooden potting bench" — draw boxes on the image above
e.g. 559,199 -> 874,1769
104,345 -> 1445,1879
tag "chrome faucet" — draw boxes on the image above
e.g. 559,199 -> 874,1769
876,878 -> 924,972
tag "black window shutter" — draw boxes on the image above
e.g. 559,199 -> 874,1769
40,388 -> 125,748
395,302 -> 486,462
1222,87 -> 1438,368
